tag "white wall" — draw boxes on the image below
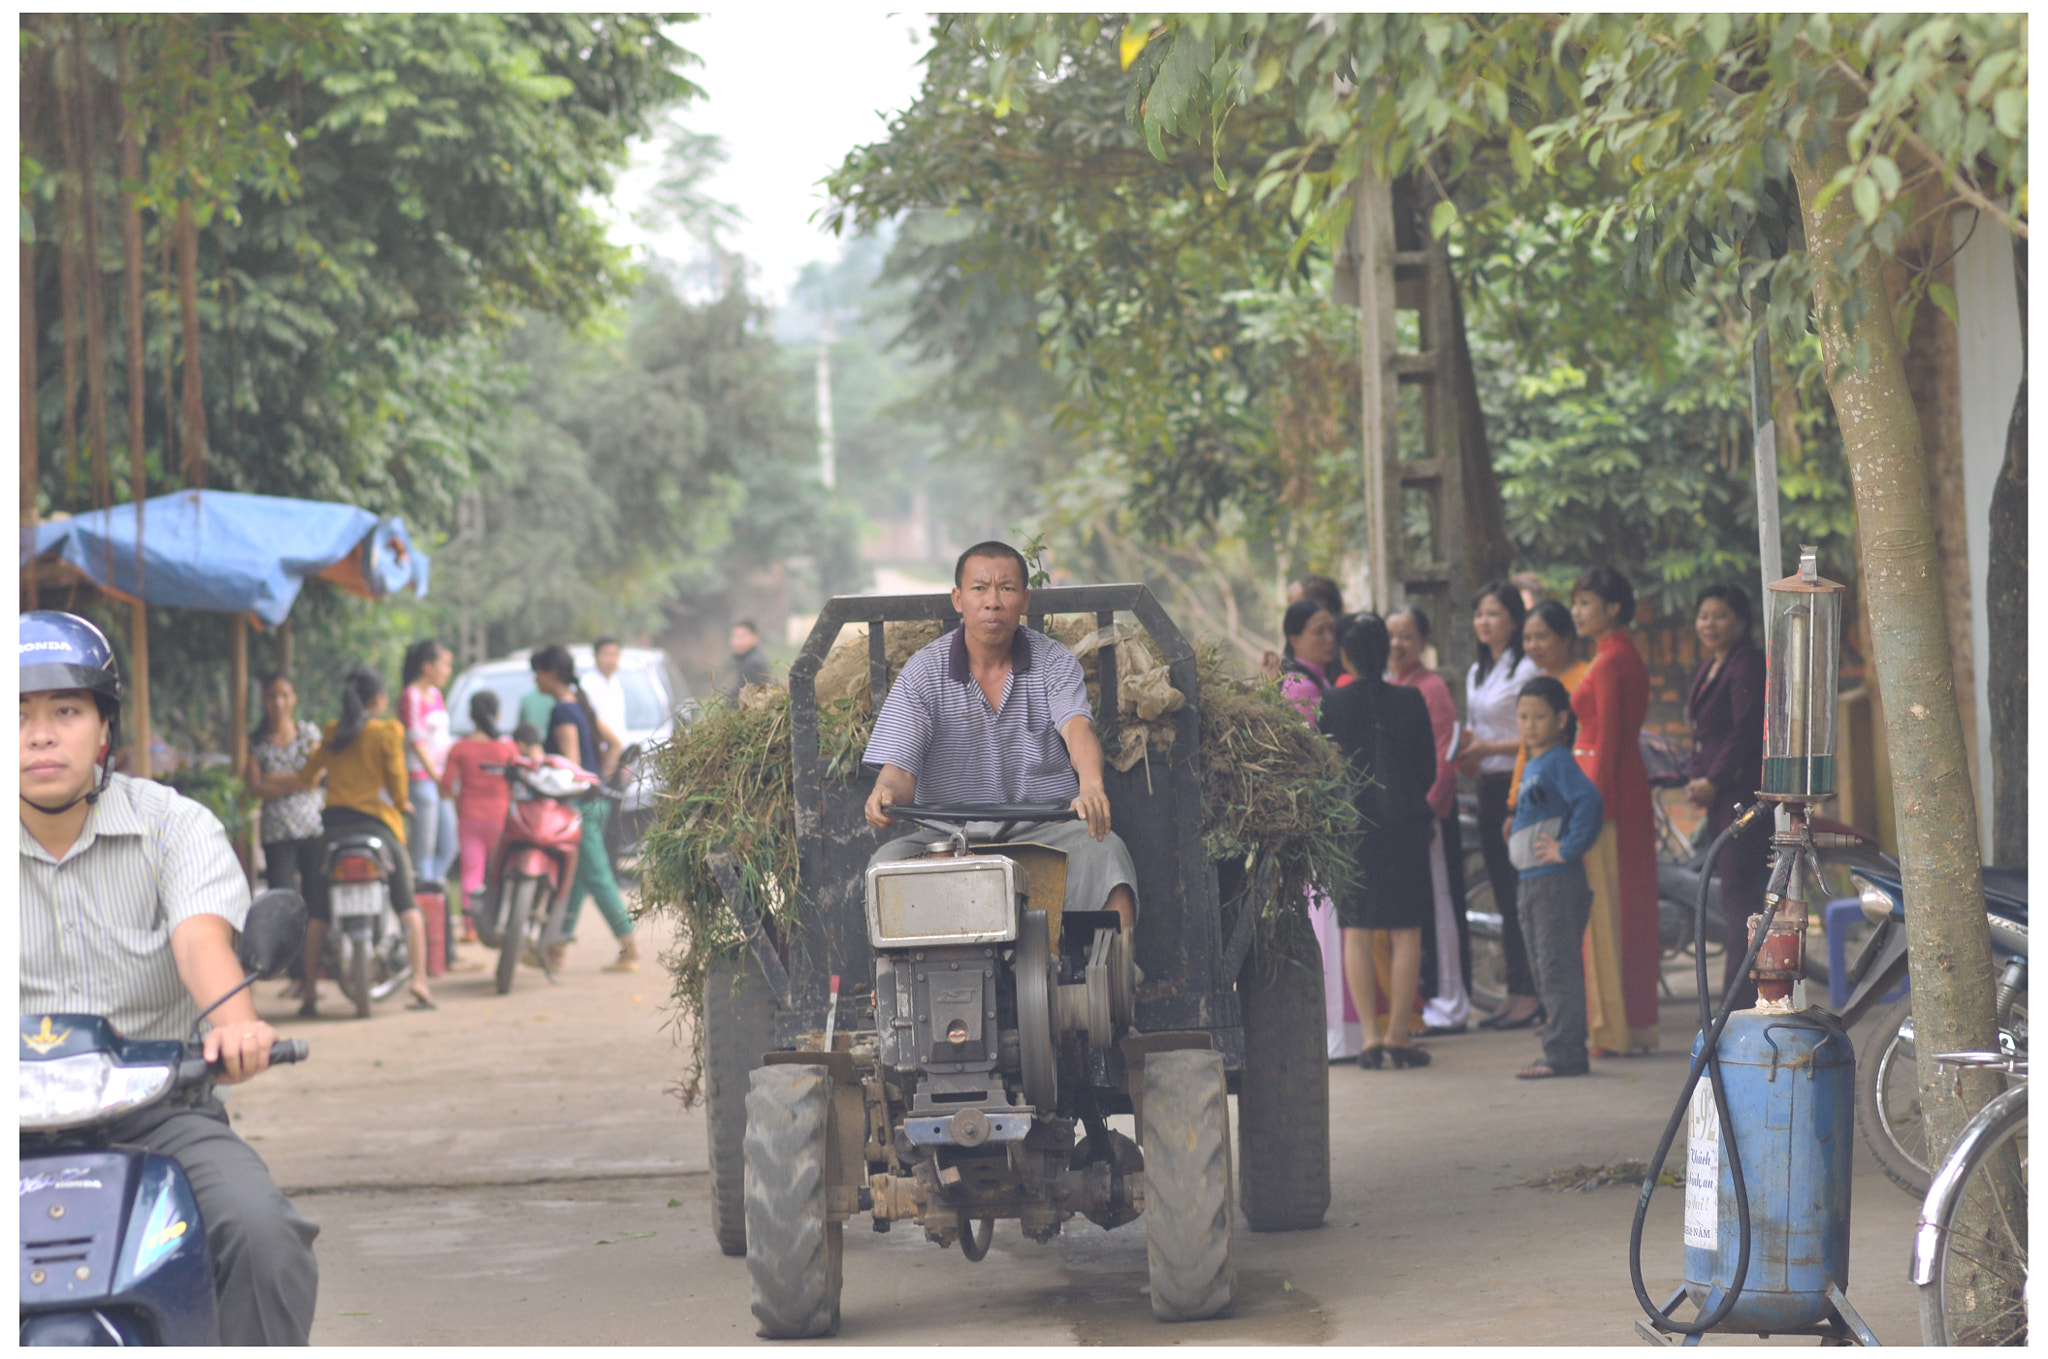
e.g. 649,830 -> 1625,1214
1948,212 -> 2023,862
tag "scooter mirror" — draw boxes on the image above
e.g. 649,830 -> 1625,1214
237,888 -> 308,979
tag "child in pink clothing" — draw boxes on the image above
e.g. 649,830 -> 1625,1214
439,692 -> 517,934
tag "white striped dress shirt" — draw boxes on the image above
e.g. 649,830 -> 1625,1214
21,773 -> 251,1042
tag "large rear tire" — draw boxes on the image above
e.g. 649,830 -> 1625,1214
1143,1048 -> 1236,1321
705,954 -> 776,1257
1236,918 -> 1328,1232
1857,994 -> 1931,1197
744,1064 -> 843,1339
496,876 -> 542,997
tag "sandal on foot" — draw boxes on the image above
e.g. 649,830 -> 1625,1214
1386,1044 -> 1432,1068
296,999 -> 319,1019
1517,1062 -> 1585,1079
406,992 -> 438,1012
1357,1045 -> 1387,1070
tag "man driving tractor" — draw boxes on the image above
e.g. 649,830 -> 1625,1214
861,540 -> 1137,934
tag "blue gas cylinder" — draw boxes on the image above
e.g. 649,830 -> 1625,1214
1681,1006 -> 1854,1333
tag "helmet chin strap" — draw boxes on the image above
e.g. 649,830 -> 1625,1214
20,744 -> 111,816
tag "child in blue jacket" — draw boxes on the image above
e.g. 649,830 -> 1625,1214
1507,676 -> 1605,1078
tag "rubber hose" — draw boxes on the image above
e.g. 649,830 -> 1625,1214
1628,802 -> 1776,1336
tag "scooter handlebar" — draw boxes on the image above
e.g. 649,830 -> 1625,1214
183,1039 -> 310,1087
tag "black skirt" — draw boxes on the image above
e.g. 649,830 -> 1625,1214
1339,823 -> 1436,931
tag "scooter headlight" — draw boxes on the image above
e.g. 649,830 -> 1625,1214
19,1053 -> 175,1132
1851,873 -> 1900,926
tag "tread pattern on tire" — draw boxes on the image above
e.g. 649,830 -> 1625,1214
744,1065 -> 843,1338
1143,1048 -> 1237,1321
705,956 -> 776,1257
1237,928 -> 1330,1232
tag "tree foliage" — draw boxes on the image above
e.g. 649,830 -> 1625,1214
828,17 -> 1367,612
22,14 -> 698,752
433,274 -> 865,656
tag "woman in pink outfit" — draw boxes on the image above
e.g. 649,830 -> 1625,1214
439,689 -> 517,940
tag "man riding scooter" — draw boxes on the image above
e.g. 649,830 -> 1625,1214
18,612 -> 319,1344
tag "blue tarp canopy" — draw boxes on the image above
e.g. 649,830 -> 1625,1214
21,490 -> 429,628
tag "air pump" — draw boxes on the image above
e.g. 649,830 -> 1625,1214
1631,548 -> 1880,1346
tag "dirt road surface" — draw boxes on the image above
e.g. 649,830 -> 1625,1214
228,913 -> 1926,1346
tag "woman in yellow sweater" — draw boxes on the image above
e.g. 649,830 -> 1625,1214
298,665 -> 435,1014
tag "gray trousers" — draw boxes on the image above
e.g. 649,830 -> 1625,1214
110,1097 -> 320,1345
872,818 -> 1138,916
1519,864 -> 1593,1075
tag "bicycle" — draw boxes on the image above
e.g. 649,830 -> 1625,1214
1909,1050 -> 2027,1346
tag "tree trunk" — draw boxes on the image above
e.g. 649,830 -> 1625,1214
161,228 -> 176,475
1789,130 -> 2002,1164
53,33 -> 85,488
1446,268 -> 1511,585
176,197 -> 207,488
21,34 -> 45,610
1987,240 -> 2025,865
22,240 -> 40,611
1882,214 -> 1973,796
72,15 -> 113,514
119,22 -> 151,779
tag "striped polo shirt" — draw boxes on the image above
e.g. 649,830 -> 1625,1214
863,625 -> 1093,804
21,773 -> 251,1042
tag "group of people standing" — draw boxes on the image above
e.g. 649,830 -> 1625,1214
1276,564 -> 1769,1079
242,636 -> 642,1015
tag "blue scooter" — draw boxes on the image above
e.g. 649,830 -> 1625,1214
20,889 -> 309,1346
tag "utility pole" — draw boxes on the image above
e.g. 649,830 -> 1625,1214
1343,167 -> 1495,687
815,310 -> 837,490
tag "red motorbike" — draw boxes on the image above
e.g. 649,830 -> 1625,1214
474,755 -> 614,994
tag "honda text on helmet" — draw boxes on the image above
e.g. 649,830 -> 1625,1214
19,610 -> 123,814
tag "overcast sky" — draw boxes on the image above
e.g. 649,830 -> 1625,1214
604,10 -> 933,306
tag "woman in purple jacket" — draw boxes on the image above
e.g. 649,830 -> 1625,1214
1685,584 -> 1768,1009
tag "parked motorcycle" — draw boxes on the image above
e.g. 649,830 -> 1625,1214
20,890 -> 309,1346
1837,864 -> 2027,1197
320,823 -> 411,1019
471,754 -> 619,995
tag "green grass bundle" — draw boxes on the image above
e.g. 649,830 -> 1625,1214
638,625 -> 1360,1103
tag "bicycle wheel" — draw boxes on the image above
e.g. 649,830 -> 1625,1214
1857,994 -> 1931,1196
1465,855 -> 1504,1014
1922,1092 -> 2027,1345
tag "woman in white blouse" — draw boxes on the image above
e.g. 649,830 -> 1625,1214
1456,580 -> 1541,1029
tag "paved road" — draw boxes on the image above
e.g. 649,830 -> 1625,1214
229,914 -> 1927,1345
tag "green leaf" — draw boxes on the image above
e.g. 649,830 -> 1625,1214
1928,281 -> 1959,326
1289,174 -> 1313,221
1851,176 -> 1880,223
1992,87 -> 2025,139
1429,198 -> 1459,239
1508,126 -> 1534,182
596,1231 -> 657,1245
1968,49 -> 2018,108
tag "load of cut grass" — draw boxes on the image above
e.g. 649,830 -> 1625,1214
638,621 -> 1360,1104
